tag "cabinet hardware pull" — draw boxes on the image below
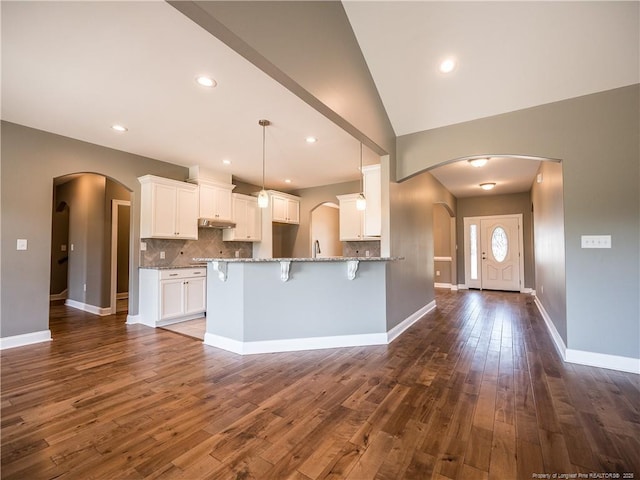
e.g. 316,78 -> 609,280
169,273 -> 178,276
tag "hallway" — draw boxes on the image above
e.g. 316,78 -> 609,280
2,290 -> 638,479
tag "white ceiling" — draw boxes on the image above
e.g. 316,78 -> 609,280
3,1 -> 638,197
1,1 -> 376,191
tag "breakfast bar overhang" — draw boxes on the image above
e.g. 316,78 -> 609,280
195,257 -> 403,355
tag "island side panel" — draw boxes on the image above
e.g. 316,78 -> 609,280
206,262 -> 245,341
241,261 -> 387,342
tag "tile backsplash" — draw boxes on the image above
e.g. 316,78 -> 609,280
343,240 -> 381,257
140,228 -> 253,267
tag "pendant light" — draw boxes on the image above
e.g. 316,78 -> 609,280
257,119 -> 270,209
356,142 -> 367,211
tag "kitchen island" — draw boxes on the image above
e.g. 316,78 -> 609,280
194,257 -> 403,354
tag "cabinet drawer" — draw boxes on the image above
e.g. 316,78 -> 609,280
159,268 -> 206,280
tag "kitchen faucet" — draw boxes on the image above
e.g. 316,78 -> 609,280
313,239 -> 321,258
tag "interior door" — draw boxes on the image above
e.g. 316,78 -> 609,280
480,216 -> 521,291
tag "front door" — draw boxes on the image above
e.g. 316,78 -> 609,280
464,214 -> 523,291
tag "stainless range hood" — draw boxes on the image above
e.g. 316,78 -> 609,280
198,218 -> 236,229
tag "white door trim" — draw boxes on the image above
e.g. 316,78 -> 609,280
110,200 -> 131,314
463,214 -> 524,291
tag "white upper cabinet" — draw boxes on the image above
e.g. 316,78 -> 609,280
336,164 -> 381,241
139,175 -> 198,239
270,191 -> 299,224
197,180 -> 234,221
223,193 -> 262,242
337,194 -> 366,241
362,164 -> 381,237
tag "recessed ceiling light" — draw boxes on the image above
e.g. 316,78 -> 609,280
196,75 -> 217,88
222,159 -> 231,165
305,136 -> 318,144
111,124 -> 127,132
284,179 -> 292,184
439,57 -> 457,74
480,182 -> 496,190
468,158 -> 488,168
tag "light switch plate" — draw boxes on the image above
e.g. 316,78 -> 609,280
581,235 -> 611,249
16,239 -> 27,250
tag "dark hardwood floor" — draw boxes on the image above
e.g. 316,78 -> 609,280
2,290 -> 638,479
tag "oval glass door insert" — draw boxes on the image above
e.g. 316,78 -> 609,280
491,226 -> 508,262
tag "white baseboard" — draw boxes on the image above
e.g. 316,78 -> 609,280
49,289 -> 68,301
457,284 -> 469,290
566,349 -> 640,374
0,330 -> 52,350
387,300 -> 437,344
535,296 -> 639,374
204,331 -> 388,355
521,287 -> 534,295
534,297 -> 567,360
204,300 -> 439,355
126,314 -> 142,325
434,282 -> 451,289
65,299 -> 111,316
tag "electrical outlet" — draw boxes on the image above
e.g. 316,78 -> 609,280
83,283 -> 87,292
16,239 -> 27,250
140,242 -> 147,251
235,250 -> 240,258
436,270 -> 440,276
160,251 -> 165,259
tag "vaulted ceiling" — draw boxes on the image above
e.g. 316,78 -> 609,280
2,1 -> 637,196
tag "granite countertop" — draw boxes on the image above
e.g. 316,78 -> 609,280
193,256 -> 403,263
139,263 -> 207,270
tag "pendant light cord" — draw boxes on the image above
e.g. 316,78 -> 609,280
262,123 -> 266,190
360,142 -> 363,193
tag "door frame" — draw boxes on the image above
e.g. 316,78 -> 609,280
463,214 -> 524,291
110,199 -> 131,314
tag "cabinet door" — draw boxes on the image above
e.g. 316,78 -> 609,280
152,183 -> 177,238
160,279 -> 184,320
286,199 -> 300,224
339,197 -> 364,241
233,197 -> 249,239
198,183 -> 216,219
272,195 -> 288,222
214,187 -> 233,221
176,186 -> 198,239
184,277 -> 206,315
246,198 -> 261,240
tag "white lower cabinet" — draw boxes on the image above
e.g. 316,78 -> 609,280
139,267 -> 206,327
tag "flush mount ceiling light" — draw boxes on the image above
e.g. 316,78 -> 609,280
111,124 -> 127,132
284,179 -> 292,184
222,159 -> 231,166
480,182 -> 496,190
439,57 -> 457,74
305,136 -> 318,144
468,158 -> 488,168
356,142 -> 367,211
257,119 -> 271,209
195,75 -> 217,88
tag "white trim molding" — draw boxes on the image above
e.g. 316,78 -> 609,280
535,296 -> 639,374
434,256 -> 452,262
534,297 -> 567,360
49,289 -> 68,301
204,300 -> 438,355
0,330 -> 52,350
204,332 -> 387,355
65,299 -> 111,316
565,349 -> 640,375
387,301 -> 436,344
126,314 -> 142,325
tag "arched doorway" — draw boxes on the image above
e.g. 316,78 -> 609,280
310,202 -> 341,258
50,172 -> 132,320
433,202 -> 457,290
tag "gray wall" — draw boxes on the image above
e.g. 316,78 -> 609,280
532,161 -> 567,344
397,85 -> 639,360
1,121 -> 188,337
386,172 -> 456,329
456,192 -> 535,289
